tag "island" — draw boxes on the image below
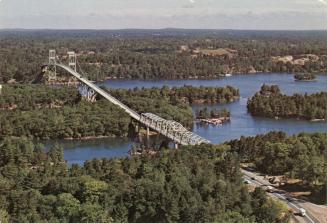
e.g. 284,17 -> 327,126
0,84 -> 239,139
294,73 -> 316,81
196,107 -> 231,125
247,84 -> 327,121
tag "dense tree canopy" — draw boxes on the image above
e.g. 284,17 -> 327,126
1,30 -> 327,83
247,85 -> 327,120
0,84 -> 238,139
196,107 -> 230,119
0,137 -> 290,222
107,85 -> 239,105
0,85 -> 80,110
228,131 -> 327,186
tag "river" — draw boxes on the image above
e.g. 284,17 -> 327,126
46,73 -> 327,165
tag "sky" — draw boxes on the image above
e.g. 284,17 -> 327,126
0,0 -> 326,30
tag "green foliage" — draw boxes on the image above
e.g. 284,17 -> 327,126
251,188 -> 290,223
79,203 -> 112,223
0,209 -> 9,223
0,84 -> 80,110
294,73 -> 316,81
56,193 -> 81,221
228,131 -> 327,185
1,30 -> 327,82
196,107 -> 230,119
0,138 -> 288,222
0,85 -> 238,139
248,85 -> 327,120
0,100 -> 131,139
107,85 -> 239,105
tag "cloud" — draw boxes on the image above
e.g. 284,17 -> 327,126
189,0 -> 195,3
317,0 -> 327,5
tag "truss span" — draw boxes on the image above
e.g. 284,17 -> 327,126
51,63 -> 211,146
140,113 -> 211,145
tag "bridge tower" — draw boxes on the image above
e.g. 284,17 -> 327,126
67,51 -> 78,86
48,50 -> 57,82
68,50 -> 96,101
68,51 -> 77,72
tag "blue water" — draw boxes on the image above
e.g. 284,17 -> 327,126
49,73 -> 327,165
100,73 -> 327,97
45,138 -> 133,166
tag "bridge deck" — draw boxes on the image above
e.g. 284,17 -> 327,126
56,63 -> 211,146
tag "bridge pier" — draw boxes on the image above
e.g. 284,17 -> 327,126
135,123 -> 139,133
146,127 -> 150,148
146,127 -> 150,138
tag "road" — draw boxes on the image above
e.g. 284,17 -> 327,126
242,169 -> 321,223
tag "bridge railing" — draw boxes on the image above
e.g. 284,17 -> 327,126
140,113 -> 211,145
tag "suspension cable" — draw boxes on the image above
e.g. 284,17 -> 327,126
77,60 -> 88,77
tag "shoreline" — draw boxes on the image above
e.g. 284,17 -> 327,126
251,115 -> 326,122
96,72 -> 283,82
294,79 -> 316,82
2,73 -> 327,85
196,117 -> 230,126
63,135 -> 118,140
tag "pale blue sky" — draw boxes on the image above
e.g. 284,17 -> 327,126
0,0 -> 326,29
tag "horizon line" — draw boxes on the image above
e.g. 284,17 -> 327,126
1,28 -> 327,32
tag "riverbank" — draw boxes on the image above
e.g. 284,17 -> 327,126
98,72 -> 271,82
63,135 -> 118,140
94,72 -> 327,83
294,79 -> 317,82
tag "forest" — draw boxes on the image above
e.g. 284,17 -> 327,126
0,137 -> 290,223
107,85 -> 239,105
0,84 -> 238,139
247,85 -> 327,120
195,107 -> 230,119
1,29 -> 327,83
228,131 -> 327,188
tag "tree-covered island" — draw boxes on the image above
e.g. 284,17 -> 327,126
247,85 -> 327,121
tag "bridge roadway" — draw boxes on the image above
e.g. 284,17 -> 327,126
56,63 -> 211,146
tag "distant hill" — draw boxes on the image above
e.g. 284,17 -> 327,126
1,28 -> 327,39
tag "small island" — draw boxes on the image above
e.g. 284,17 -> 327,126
196,107 -> 230,125
247,84 -> 327,121
294,73 -> 316,81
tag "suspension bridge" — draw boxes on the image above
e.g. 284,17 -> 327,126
43,50 -> 211,147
